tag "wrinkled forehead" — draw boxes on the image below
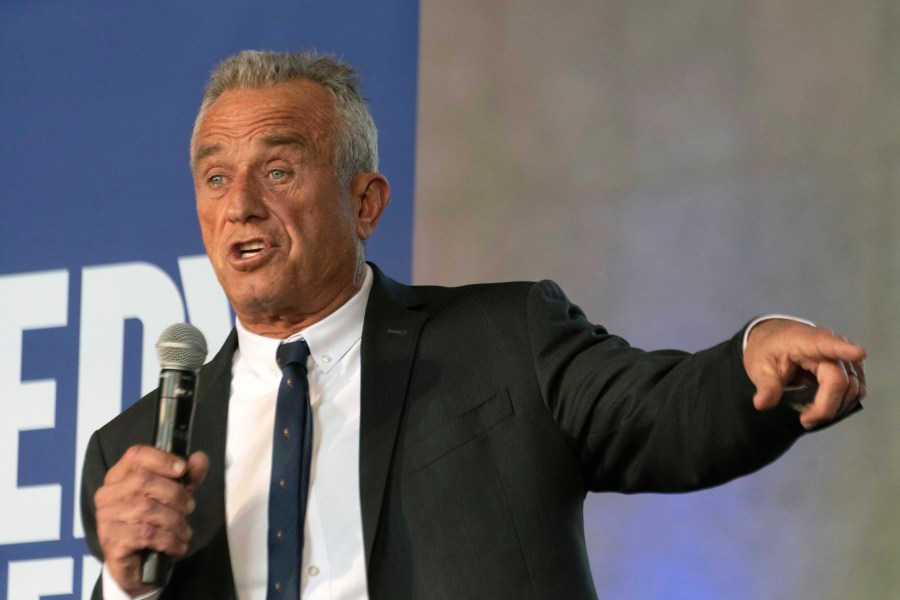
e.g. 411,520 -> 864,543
191,81 -> 337,168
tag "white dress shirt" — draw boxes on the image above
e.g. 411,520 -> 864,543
102,266 -> 372,600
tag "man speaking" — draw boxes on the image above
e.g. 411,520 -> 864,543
80,50 -> 867,599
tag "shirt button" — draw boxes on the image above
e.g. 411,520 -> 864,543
274,582 -> 282,592
308,565 -> 320,577
321,354 -> 332,364
276,530 -> 284,541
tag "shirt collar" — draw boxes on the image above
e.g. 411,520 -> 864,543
235,265 -> 373,376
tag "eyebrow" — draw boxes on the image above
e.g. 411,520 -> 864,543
192,143 -> 222,167
191,134 -> 315,168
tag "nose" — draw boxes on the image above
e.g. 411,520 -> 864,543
226,173 -> 268,223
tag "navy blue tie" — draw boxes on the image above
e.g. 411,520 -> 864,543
267,340 -> 312,600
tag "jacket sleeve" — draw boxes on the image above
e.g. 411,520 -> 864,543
524,279 -> 806,493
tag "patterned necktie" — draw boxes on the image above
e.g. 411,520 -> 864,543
267,339 -> 312,600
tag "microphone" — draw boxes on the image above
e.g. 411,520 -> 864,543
141,323 -> 208,587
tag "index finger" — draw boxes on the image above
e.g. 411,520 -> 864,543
104,445 -> 188,485
789,329 -> 866,367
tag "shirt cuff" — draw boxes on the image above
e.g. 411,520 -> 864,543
102,565 -> 163,600
741,314 -> 816,353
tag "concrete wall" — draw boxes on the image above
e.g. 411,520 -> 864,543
414,1 -> 899,597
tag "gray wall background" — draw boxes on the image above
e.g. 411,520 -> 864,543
413,1 -> 899,598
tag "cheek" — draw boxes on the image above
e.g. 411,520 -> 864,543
196,213 -> 215,245
196,214 -> 225,264
196,197 -> 225,231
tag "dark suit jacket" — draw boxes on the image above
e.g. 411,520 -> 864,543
82,265 -> 805,599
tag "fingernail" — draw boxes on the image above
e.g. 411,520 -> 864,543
173,460 -> 186,474
187,498 -> 196,513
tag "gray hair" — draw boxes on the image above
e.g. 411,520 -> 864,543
191,50 -> 378,186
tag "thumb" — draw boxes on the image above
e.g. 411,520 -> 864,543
184,451 -> 210,492
752,373 -> 786,411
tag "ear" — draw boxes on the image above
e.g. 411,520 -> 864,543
351,172 -> 391,241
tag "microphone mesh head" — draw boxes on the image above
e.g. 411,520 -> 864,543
156,323 -> 208,371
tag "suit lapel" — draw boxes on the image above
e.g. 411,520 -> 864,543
184,329 -> 237,597
359,266 -> 427,565
190,329 -> 235,534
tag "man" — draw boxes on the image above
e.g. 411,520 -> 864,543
81,50 -> 867,600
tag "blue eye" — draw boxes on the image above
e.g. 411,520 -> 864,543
209,174 -> 224,187
270,169 -> 286,180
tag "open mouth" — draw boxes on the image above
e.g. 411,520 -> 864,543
237,241 -> 265,259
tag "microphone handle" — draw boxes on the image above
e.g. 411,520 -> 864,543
141,369 -> 198,586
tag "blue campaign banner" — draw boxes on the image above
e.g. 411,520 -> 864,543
0,2 -> 418,597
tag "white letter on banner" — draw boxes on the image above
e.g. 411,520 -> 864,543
178,254 -> 233,356
7,557 -> 74,599
0,270 -> 67,544
82,554 -> 102,599
72,262 -> 186,538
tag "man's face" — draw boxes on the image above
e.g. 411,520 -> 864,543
191,81 -> 382,331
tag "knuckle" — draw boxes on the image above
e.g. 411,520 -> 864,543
123,445 -> 145,463
138,468 -> 157,485
134,496 -> 157,517
154,481 -> 184,508
174,522 -> 193,544
135,523 -> 158,546
94,486 -> 110,507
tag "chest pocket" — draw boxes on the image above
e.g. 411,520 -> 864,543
402,389 -> 514,473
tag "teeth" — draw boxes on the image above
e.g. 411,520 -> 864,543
238,241 -> 264,258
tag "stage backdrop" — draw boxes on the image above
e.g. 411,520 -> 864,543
0,2 -> 418,598
415,1 -> 898,599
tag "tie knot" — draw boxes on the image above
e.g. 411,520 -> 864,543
276,339 -> 311,371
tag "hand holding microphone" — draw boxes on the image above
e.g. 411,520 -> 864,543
141,323 -> 208,585
92,323 -> 209,596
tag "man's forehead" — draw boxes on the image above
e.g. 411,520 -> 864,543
192,83 -> 334,165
